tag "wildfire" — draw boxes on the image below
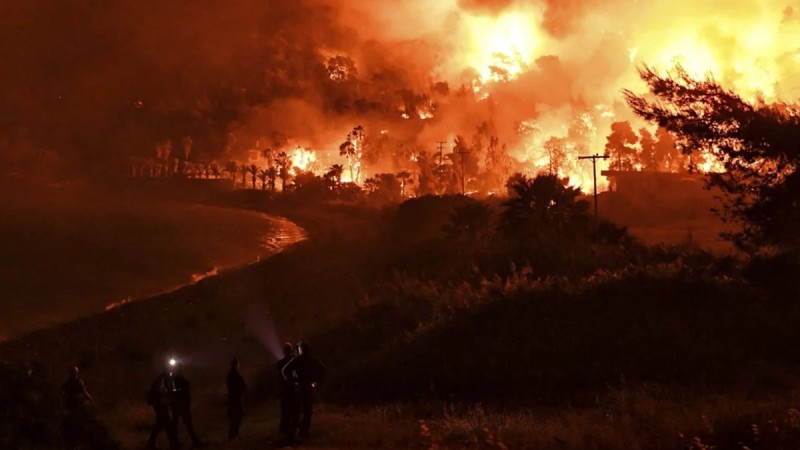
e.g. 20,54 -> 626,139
240,1 -> 800,197
291,146 -> 317,173
627,5 -> 794,100
460,7 -> 541,85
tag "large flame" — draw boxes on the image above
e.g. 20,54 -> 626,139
461,7 -> 542,86
290,146 -> 317,173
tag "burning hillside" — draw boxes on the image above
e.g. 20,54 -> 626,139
3,1 -> 798,190
220,0 -> 800,195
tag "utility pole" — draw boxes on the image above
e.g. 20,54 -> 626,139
578,153 -> 610,217
454,145 -> 469,195
436,141 -> 446,166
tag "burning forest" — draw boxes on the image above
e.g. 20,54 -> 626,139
4,0 -> 800,195
7,1 -> 800,449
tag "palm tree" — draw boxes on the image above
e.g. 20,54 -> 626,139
239,164 -> 248,188
247,164 -> 258,189
183,161 -> 195,178
266,167 -> 278,192
325,164 -> 344,186
444,201 -> 493,239
210,163 -> 221,179
274,152 -> 292,192
224,161 -> 238,182
257,168 -> 269,190
339,125 -> 364,183
396,170 -> 413,197
500,173 -> 588,234
339,141 -> 356,183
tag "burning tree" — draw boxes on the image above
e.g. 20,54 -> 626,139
605,121 -> 640,171
339,126 -> 364,184
325,164 -> 344,187
625,66 -> 800,252
543,137 -> 568,176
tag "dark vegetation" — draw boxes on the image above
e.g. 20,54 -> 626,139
4,68 -> 800,449
0,363 -> 118,449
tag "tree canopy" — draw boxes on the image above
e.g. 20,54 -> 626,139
624,66 -> 800,253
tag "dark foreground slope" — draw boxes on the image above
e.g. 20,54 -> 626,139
3,193 -> 800,449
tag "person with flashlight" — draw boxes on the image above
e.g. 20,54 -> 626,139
169,361 -> 204,448
286,341 -> 326,438
275,342 -> 298,444
146,359 -> 179,449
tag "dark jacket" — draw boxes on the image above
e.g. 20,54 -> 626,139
171,375 -> 191,413
286,354 -> 326,391
276,356 -> 296,397
147,372 -> 176,408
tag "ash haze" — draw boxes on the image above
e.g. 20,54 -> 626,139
2,0 -> 799,186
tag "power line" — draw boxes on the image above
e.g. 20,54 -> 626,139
578,153 -> 610,217
436,141 -> 447,166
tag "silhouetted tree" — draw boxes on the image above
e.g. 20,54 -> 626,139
257,168 -> 269,190
339,126 -> 364,183
605,121 -> 639,171
275,152 -> 292,192
653,127 -> 684,172
484,136 -> 512,192
396,170 -> 413,197
224,161 -> 238,182
639,128 -> 657,171
266,166 -> 278,192
625,65 -> 800,251
500,173 -> 589,234
325,164 -> 344,186
210,163 -> 221,179
543,137 -> 567,176
247,164 -> 258,189
415,152 -> 437,196
239,164 -> 248,188
364,173 -> 401,205
444,201 -> 493,239
326,55 -> 358,83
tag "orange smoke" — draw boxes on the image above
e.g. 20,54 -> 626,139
231,0 -> 800,193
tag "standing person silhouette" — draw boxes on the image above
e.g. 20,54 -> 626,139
61,365 -> 93,448
170,363 -> 204,448
286,341 -> 326,438
275,342 -> 298,444
146,361 -> 179,449
226,358 -> 247,440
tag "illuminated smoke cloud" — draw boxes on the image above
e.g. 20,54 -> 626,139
3,0 -> 800,189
